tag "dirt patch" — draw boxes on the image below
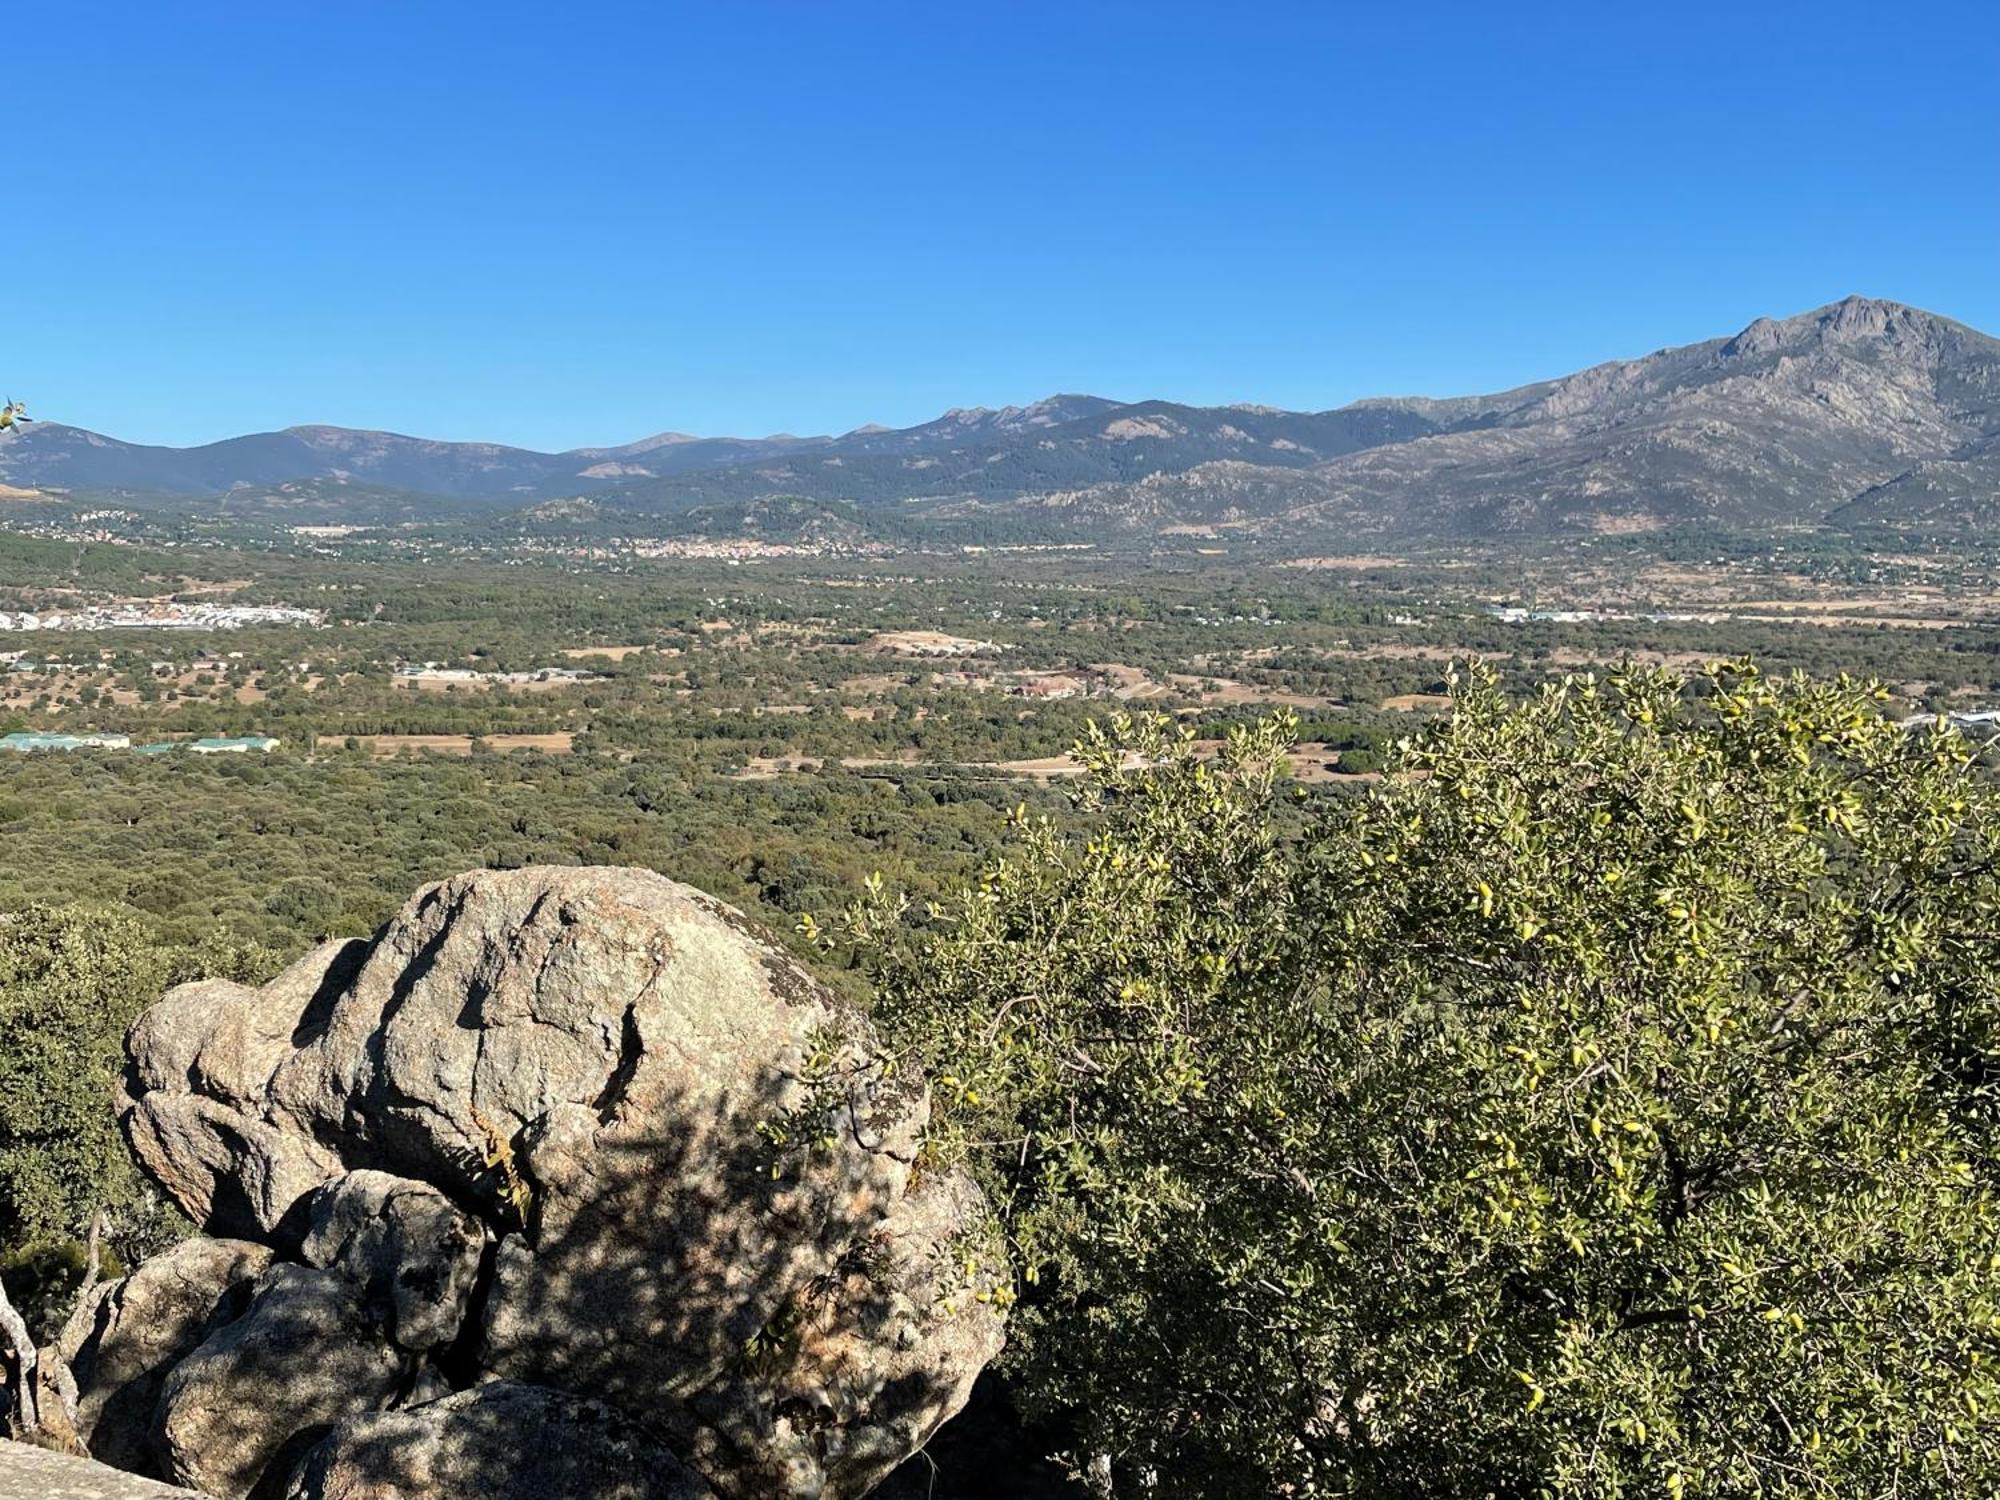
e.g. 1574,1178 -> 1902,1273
1087,663 -> 1167,700
983,755 -> 1094,779
363,732 -> 575,757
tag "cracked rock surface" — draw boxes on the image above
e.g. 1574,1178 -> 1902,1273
94,866 -> 1005,1500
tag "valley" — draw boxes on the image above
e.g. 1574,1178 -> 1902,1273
3,510 -> 2000,955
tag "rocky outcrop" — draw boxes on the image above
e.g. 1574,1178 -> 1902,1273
85,867 -> 1004,1500
57,1240 -> 273,1477
293,1173 -> 483,1356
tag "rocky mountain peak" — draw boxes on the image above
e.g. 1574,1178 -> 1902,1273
1722,296 -> 1978,363
1721,316 -> 1790,360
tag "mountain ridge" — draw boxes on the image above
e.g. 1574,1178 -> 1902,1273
5,297 -> 1994,538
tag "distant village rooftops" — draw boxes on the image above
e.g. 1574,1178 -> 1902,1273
189,736 -> 281,753
0,602 -> 323,633
0,732 -> 279,755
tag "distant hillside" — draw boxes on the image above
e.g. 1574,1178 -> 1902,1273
4,297 -> 1994,539
0,423 -> 575,497
0,422 -> 832,499
0,392 -> 1433,512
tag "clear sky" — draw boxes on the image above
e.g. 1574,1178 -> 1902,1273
6,1 -> 1996,450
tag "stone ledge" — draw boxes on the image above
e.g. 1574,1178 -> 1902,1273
0,1440 -> 200,1498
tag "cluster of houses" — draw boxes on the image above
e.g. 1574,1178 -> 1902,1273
0,732 -> 281,755
1486,605 -> 1721,625
395,664 -> 604,686
0,602 -> 323,632
626,537 -> 892,562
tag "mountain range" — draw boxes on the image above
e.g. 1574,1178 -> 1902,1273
4,297 -> 1995,540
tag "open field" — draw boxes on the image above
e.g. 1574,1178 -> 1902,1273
868,629 -> 1000,656
363,732 -> 576,756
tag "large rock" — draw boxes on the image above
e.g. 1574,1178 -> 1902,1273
120,1096 -> 339,1247
153,1265 -> 407,1500
284,1382 -> 716,1500
56,1238 -> 275,1476
113,866 -> 1004,1500
653,1171 -> 1013,1497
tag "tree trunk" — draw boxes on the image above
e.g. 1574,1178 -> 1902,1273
1,1262 -> 87,1453
57,1209 -> 107,1353
30,1346 -> 83,1454
0,1272 -> 40,1437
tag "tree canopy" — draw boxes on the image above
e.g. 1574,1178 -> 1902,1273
0,907 -> 273,1277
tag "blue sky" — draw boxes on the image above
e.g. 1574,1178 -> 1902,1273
6,1 -> 1995,450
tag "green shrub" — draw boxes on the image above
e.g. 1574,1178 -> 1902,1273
854,663 -> 2000,1497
